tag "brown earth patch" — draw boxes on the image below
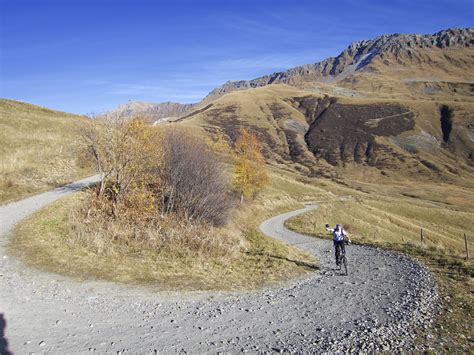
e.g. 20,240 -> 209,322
304,103 -> 415,166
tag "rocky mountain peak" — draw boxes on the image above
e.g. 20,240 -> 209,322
204,27 -> 473,100
103,100 -> 195,123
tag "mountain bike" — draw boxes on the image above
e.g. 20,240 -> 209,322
339,242 -> 348,276
335,240 -> 349,276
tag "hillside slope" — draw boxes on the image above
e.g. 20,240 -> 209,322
172,28 -> 474,184
0,99 -> 93,203
181,84 -> 474,184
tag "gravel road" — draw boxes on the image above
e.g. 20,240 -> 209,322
0,180 -> 439,353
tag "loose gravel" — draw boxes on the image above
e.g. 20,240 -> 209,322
0,181 -> 439,353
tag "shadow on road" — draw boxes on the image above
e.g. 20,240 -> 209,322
246,251 -> 319,270
55,181 -> 97,194
0,313 -> 12,355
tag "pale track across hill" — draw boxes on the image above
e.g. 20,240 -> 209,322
0,178 -> 439,353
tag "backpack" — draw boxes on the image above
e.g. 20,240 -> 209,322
333,228 -> 345,242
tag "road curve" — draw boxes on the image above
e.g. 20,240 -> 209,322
0,183 -> 438,353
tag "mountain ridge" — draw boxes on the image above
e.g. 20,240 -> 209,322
103,100 -> 195,124
205,27 -> 473,100
104,27 -> 473,120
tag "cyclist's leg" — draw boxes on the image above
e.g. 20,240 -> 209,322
335,241 -> 341,265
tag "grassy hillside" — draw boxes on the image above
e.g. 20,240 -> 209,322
180,84 -> 474,184
0,99 -> 93,203
181,84 -> 319,164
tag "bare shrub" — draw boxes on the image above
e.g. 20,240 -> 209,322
160,129 -> 234,226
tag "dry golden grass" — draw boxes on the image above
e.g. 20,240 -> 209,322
0,99 -> 94,204
286,180 -> 474,256
182,85 -> 322,166
67,190 -> 240,260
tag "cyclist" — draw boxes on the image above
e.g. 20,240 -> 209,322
325,223 -> 351,266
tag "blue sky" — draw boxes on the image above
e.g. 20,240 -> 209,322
1,0 -> 473,114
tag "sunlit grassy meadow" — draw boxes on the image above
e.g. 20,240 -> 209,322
0,99 -> 93,203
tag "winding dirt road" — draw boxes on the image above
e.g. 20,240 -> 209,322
0,179 -> 438,353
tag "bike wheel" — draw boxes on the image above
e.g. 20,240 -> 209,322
342,255 -> 348,275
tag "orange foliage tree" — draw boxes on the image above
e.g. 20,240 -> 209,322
233,128 -> 269,203
82,117 -> 162,218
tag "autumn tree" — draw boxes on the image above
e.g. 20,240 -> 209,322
233,128 -> 269,203
81,116 -> 162,217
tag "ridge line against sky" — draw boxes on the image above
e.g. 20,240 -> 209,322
1,0 -> 473,114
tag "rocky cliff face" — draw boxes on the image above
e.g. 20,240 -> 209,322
205,28 -> 474,99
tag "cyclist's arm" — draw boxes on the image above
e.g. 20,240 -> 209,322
344,232 -> 352,243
